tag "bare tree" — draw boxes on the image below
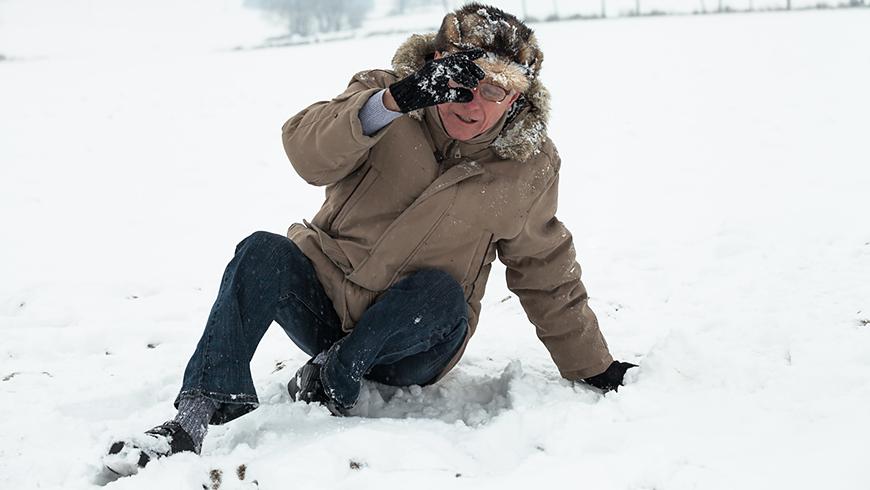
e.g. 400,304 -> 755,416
315,0 -> 343,33
394,0 -> 447,15
245,0 -> 374,37
346,0 -> 371,28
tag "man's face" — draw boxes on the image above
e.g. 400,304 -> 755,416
434,52 -> 521,141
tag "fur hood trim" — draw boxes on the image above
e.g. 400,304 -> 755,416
391,33 -> 551,163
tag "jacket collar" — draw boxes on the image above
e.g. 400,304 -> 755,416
392,33 -> 551,163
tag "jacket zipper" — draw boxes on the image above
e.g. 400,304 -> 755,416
438,141 -> 462,175
444,140 -> 462,160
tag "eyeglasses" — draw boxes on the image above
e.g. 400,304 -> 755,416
447,79 -> 510,104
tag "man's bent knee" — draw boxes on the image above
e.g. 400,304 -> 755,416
235,230 -> 294,256
396,269 -> 461,293
394,269 -> 467,320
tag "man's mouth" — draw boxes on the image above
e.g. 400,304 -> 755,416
455,113 -> 478,124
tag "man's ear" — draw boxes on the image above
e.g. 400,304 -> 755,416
507,91 -> 521,106
434,51 -> 443,60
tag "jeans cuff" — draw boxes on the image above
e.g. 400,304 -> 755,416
319,343 -> 358,410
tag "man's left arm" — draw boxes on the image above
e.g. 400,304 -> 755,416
497,162 -> 635,390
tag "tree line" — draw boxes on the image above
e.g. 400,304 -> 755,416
244,0 -> 375,37
247,0 -> 868,39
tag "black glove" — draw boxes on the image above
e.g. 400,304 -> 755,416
388,49 -> 486,113
583,360 -> 638,393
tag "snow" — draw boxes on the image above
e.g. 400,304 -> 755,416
2,4 -> 870,490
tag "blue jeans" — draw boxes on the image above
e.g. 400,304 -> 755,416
176,231 -> 468,423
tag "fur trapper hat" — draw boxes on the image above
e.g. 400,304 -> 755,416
434,3 -> 543,94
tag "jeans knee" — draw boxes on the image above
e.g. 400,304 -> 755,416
405,268 -> 455,286
402,268 -> 460,293
397,269 -> 466,318
235,231 -> 289,255
233,231 -> 300,276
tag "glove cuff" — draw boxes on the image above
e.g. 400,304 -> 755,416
388,76 -> 424,114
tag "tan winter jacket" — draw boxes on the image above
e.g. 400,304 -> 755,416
282,35 -> 613,381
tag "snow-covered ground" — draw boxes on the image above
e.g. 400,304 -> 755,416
2,6 -> 870,490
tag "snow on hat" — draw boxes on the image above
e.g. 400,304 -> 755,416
434,3 -> 543,94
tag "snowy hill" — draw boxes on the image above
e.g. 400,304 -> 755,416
1,6 -> 870,490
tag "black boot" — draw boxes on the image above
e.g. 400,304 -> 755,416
103,421 -> 196,476
288,358 -> 351,416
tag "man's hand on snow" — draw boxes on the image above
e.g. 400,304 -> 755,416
582,360 -> 638,393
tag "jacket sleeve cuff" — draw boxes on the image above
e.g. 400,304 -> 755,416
359,89 -> 403,136
558,353 -> 614,381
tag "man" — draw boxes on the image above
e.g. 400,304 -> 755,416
103,3 -> 636,476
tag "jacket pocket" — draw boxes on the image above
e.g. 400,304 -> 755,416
329,165 -> 379,230
387,210 -> 452,286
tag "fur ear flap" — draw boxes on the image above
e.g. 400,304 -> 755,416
522,34 -> 544,78
391,34 -> 436,78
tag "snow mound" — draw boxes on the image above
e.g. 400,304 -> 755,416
349,360 -> 520,424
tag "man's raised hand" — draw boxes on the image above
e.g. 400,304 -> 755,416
387,49 -> 486,113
